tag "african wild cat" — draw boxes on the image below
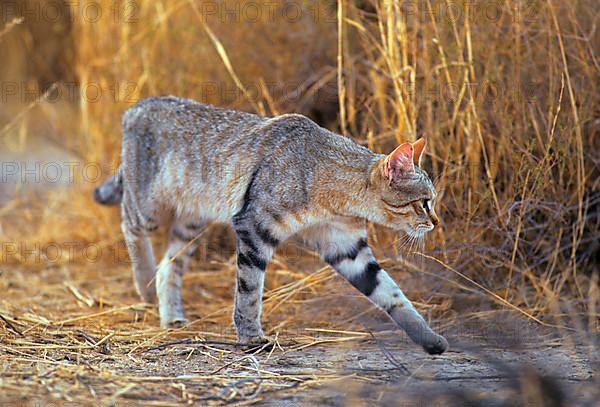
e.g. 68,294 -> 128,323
94,96 -> 448,355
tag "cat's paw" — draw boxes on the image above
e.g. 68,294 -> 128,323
160,316 -> 188,329
422,334 -> 449,355
239,335 -> 271,344
239,335 -> 275,351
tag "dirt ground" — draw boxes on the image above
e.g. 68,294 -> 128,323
0,322 -> 597,406
94,326 -> 598,406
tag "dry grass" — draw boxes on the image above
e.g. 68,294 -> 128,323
0,0 -> 598,404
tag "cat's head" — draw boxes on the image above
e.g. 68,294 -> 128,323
371,138 -> 439,236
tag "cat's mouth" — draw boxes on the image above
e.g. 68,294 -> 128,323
408,224 -> 434,237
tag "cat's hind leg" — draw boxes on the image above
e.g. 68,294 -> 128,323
120,196 -> 160,304
156,219 -> 207,328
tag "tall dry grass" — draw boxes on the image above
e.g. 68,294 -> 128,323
1,0 -> 598,329
338,0 -> 599,320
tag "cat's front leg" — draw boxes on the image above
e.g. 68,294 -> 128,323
373,271 -> 449,355
232,218 -> 279,343
314,226 -> 448,354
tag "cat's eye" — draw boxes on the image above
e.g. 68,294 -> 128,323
422,199 -> 431,211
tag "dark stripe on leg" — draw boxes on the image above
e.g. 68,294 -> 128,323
324,238 -> 368,266
255,223 -> 280,246
122,205 -> 138,233
237,252 -> 267,271
141,214 -> 158,231
238,277 -> 253,293
385,302 -> 404,313
236,230 -> 259,253
129,206 -> 142,228
232,167 -> 260,226
349,261 -> 381,296
185,222 -> 205,231
171,227 -> 196,242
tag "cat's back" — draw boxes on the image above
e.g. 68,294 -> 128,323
122,96 -> 264,143
120,96 -> 376,172
121,96 -> 360,154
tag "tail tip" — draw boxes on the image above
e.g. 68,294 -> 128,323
94,182 -> 122,205
93,187 -> 103,203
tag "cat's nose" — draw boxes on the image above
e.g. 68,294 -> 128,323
430,214 -> 439,227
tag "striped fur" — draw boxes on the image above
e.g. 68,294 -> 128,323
95,96 -> 447,354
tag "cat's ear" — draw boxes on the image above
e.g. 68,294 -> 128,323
412,137 -> 426,166
384,142 -> 414,180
